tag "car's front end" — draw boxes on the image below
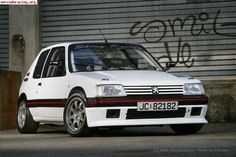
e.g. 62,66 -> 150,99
82,71 -> 208,128
68,42 -> 208,133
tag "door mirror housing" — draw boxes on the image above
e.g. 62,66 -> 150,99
164,62 -> 176,71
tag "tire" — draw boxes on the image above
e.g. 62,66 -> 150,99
170,124 -> 204,134
16,99 -> 39,134
64,91 -> 90,137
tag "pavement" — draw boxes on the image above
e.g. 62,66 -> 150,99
0,123 -> 236,157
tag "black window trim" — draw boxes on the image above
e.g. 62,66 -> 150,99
42,46 -> 66,78
40,48 -> 52,78
32,48 -> 51,79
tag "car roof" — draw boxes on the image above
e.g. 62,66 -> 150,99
40,41 -> 141,52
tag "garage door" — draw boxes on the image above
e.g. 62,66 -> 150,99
0,6 -> 9,70
40,0 -> 236,78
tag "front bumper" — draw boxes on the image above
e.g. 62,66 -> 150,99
85,95 -> 208,127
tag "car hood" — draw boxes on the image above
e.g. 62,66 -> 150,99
75,70 -> 200,85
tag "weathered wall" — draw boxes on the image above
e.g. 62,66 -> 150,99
0,70 -> 21,130
9,5 -> 40,77
204,79 -> 236,122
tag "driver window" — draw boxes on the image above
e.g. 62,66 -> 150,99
42,47 -> 65,78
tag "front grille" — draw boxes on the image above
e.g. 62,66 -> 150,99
126,108 -> 186,119
124,85 -> 183,95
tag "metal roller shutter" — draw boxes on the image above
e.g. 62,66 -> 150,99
40,0 -> 236,77
0,6 -> 9,70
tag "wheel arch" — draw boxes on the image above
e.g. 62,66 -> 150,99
18,93 -> 27,105
68,86 -> 87,98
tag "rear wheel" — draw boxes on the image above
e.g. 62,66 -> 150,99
170,124 -> 204,134
17,99 -> 39,133
64,91 -> 90,137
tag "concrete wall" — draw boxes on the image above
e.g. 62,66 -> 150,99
0,70 -> 21,130
9,5 -> 40,77
203,79 -> 236,122
0,5 -> 39,130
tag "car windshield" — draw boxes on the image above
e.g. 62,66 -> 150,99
68,43 -> 160,72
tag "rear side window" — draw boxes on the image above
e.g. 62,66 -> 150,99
33,49 -> 50,78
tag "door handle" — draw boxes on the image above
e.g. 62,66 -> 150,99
38,82 -> 42,86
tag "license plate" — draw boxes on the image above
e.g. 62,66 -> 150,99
137,101 -> 178,111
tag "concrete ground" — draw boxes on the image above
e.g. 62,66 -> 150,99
0,123 -> 235,157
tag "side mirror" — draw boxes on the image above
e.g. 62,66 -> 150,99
166,62 -> 176,68
164,62 -> 176,71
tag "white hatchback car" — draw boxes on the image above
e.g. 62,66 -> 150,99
17,42 -> 208,136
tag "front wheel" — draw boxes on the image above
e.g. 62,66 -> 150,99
170,124 -> 204,134
17,99 -> 39,133
64,92 -> 90,137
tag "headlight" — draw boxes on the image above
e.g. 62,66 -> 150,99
184,83 -> 205,95
97,85 -> 126,97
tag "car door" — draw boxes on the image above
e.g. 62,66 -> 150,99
36,46 -> 68,119
26,49 -> 50,100
38,46 -> 67,99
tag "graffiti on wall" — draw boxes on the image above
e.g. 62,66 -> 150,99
129,9 -> 236,68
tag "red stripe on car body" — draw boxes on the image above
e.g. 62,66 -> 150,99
27,101 -> 65,107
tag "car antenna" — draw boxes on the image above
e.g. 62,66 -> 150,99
99,29 -> 108,44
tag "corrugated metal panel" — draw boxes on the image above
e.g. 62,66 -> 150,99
0,6 -> 9,70
41,0 -> 236,77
